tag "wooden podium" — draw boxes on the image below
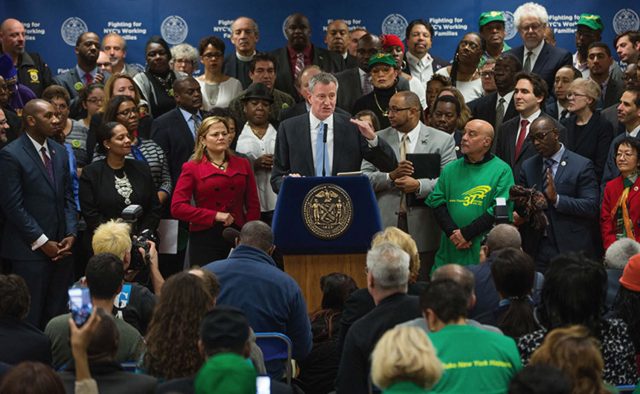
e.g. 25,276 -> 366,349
272,176 -> 382,313
284,254 -> 367,313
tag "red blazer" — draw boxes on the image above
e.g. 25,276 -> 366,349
601,176 -> 640,249
171,155 -> 260,232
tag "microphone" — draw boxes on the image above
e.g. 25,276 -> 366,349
222,227 -> 240,244
322,123 -> 328,177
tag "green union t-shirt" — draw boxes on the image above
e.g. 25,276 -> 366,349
425,155 -> 514,270
428,324 -> 522,394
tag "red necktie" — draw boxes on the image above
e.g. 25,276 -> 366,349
514,119 -> 529,160
85,72 -> 93,85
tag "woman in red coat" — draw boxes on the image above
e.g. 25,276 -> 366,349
601,136 -> 640,250
171,116 -> 260,266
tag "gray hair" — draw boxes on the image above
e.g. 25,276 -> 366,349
514,2 -> 549,29
604,238 -> 640,270
232,16 -> 259,36
308,72 -> 339,94
102,32 -> 127,51
170,43 -> 199,65
486,224 -> 522,254
366,243 -> 410,290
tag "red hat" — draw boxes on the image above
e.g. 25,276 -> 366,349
381,34 -> 405,53
620,253 -> 640,292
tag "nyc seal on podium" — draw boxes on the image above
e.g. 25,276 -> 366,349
302,184 -> 353,240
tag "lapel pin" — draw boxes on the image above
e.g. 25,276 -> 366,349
560,161 -> 566,166
635,186 -> 639,192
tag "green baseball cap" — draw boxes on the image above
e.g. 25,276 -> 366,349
577,13 -> 604,31
368,52 -> 397,68
479,11 -> 505,28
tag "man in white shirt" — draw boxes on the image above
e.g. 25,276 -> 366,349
402,19 -> 448,89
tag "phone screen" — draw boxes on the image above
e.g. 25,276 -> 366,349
256,376 -> 270,394
69,287 -> 92,327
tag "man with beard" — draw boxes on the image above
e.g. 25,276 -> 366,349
478,11 -> 511,66
402,19 -> 448,90
101,33 -> 139,77
0,18 -> 53,97
469,54 -> 521,135
615,30 -> 640,68
271,13 -> 342,101
325,19 -> 357,70
54,32 -> 110,119
361,91 -> 456,274
587,42 -> 624,109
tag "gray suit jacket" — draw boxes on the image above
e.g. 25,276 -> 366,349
361,123 -> 456,251
54,67 -> 111,119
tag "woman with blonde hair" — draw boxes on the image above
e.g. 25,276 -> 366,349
371,326 -> 443,393
530,325 -> 610,394
171,116 -> 260,266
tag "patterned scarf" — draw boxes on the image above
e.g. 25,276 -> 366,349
612,176 -> 636,240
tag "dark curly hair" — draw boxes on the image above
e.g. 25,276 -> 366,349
0,274 -> 31,320
144,272 -> 214,379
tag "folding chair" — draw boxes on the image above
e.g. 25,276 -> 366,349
254,332 -> 293,384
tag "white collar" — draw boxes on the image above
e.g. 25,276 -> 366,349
309,111 -> 333,130
26,132 -> 49,154
525,40 -> 545,58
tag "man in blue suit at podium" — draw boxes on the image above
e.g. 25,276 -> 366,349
271,72 -> 397,193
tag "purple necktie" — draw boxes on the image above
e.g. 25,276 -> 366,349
41,146 -> 54,181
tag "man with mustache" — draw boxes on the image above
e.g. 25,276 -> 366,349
54,32 -> 111,119
271,13 -> 342,101
325,19 -> 357,70
402,19 -> 448,90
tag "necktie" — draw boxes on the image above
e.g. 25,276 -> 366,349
363,74 -> 373,95
542,158 -> 555,191
399,134 -> 409,213
41,146 -> 54,181
314,122 -> 329,176
495,98 -> 506,131
294,53 -> 305,80
524,51 -> 533,73
560,109 -> 569,120
84,72 -> 93,85
191,114 -> 201,139
514,119 -> 529,160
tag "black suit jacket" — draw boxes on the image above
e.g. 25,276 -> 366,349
468,92 -> 518,129
495,113 -> 568,180
53,67 -> 111,119
270,45 -> 343,101
560,111 -> 613,180
223,54 -> 253,89
270,112 -> 398,192
518,149 -> 599,264
335,68 -> 412,114
506,43 -> 572,95
151,107 -> 198,190
0,317 -> 52,365
602,77 -> 625,110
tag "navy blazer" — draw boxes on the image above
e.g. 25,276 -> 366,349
468,92 -> 518,130
222,54 -> 253,89
0,133 -> 77,260
151,107 -> 197,190
506,42 -> 572,95
270,46 -> 343,101
518,149 -> 599,259
270,112 -> 398,192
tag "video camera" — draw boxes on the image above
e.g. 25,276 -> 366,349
121,205 -> 156,271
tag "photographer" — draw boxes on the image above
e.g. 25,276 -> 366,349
91,219 -> 164,334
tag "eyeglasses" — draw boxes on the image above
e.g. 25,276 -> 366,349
0,119 -> 8,126
174,58 -> 194,64
616,151 -> 637,158
202,52 -> 224,59
117,108 -> 138,118
86,97 -> 104,104
528,129 -> 556,141
387,107 -> 412,114
480,71 -> 495,78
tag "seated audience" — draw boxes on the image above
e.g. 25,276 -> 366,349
508,365 -> 572,394
613,253 -> 640,369
298,273 -> 357,394
517,253 -> 638,385
423,279 -> 522,393
59,308 -> 157,393
603,238 -> 640,311
143,272 -> 213,380
371,326 -> 443,393
529,325 -> 612,394
45,253 -> 145,369
0,361 -> 65,394
399,263 -> 502,334
0,274 -> 52,365
336,242 -> 421,394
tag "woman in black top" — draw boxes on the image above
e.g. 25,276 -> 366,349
352,53 -> 400,129
79,122 -> 161,238
133,36 -> 180,118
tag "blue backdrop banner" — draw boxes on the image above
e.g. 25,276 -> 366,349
1,0 -> 638,75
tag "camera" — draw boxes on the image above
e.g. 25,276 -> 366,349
494,197 -> 509,225
121,205 -> 157,271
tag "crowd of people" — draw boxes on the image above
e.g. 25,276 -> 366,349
1,1 -> 640,393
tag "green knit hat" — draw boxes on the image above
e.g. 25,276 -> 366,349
479,11 -> 505,28
368,52 -> 397,68
577,13 -> 604,32
195,353 -> 257,394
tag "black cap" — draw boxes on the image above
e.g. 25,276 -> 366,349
241,82 -> 274,103
200,306 -> 250,349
